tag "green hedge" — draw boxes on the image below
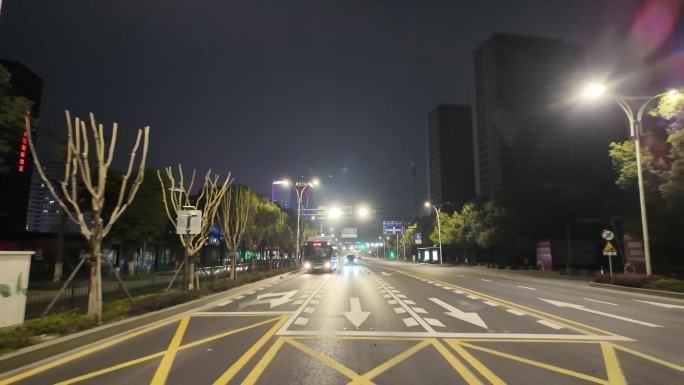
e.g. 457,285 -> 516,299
0,266 -> 295,356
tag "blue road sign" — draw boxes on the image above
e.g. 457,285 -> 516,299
414,232 -> 422,245
383,220 -> 405,235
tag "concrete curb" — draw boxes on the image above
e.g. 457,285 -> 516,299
589,282 -> 684,299
0,269 -> 299,374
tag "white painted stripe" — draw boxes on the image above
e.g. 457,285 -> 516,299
299,295 -> 309,299
467,295 -> 479,300
274,330 -> 631,340
396,294 -> 408,299
481,279 -> 493,282
506,309 -> 526,316
379,290 -> 387,294
453,290 -> 464,294
382,294 -> 391,299
196,311 -> 294,316
314,294 -> 322,299
412,307 -> 428,314
404,300 -> 416,305
584,298 -> 618,306
247,291 -> 256,295
434,283 -> 443,287
403,318 -> 419,327
517,285 -> 537,291
387,300 -> 397,305
294,317 -> 309,326
293,300 -> 304,305
393,307 -> 407,314
537,320 -> 564,330
310,300 -> 320,305
303,307 -> 315,314
391,290 -> 401,293
257,287 -> 265,291
233,295 -> 245,300
457,274 -> 465,278
483,301 -> 499,307
424,318 -> 445,327
216,299 -> 233,307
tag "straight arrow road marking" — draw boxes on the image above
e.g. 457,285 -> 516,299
343,297 -> 371,328
634,299 -> 684,310
539,298 -> 663,328
429,298 -> 488,329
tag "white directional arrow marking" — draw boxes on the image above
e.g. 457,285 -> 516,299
634,300 -> 684,310
539,298 -> 663,328
429,298 -> 488,329
343,297 -> 371,328
381,272 -> 392,276
239,290 -> 298,309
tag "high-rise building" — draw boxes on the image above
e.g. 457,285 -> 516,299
473,34 -> 584,197
0,60 -> 43,233
271,180 -> 292,209
25,161 -> 81,234
426,104 -> 475,208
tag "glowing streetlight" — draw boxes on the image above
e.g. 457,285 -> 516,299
424,201 -> 431,208
357,206 -> 370,218
311,178 -> 320,186
328,206 -> 342,219
581,83 -> 607,100
581,85 -> 684,275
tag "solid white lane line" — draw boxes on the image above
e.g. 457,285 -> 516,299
481,279 -> 493,283
394,307 -> 407,314
539,298 -> 663,328
404,300 -> 416,305
537,320 -> 564,330
303,307 -> 315,314
517,285 -> 536,291
483,301 -> 499,307
403,318 -> 419,327
506,309 -> 526,316
294,317 -> 309,326
217,299 -> 233,307
424,318 -> 446,327
584,298 -> 618,306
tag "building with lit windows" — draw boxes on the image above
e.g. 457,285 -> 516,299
0,60 -> 42,234
271,180 -> 291,209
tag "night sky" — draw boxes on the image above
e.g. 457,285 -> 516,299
0,0 -> 650,224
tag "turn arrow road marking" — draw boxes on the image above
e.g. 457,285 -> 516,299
428,298 -> 488,329
634,299 -> 684,310
539,298 -> 663,328
343,297 -> 371,328
238,290 -> 298,309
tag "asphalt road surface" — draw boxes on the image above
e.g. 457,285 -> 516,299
2,259 -> 683,384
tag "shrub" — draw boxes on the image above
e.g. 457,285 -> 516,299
647,279 -> 684,293
129,290 -> 204,315
593,273 -> 648,287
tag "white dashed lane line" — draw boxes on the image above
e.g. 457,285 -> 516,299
517,285 -> 537,291
584,298 -> 618,306
537,320 -> 564,330
506,309 -> 526,316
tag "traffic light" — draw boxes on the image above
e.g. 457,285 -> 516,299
389,250 -> 397,259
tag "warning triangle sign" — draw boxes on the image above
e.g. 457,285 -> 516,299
603,242 -> 616,253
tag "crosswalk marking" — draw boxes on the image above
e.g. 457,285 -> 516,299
425,318 -> 445,327
394,307 -> 407,314
404,300 -> 416,305
403,318 -> 419,327
303,307 -> 315,314
387,300 -> 397,305
412,307 -> 428,314
294,317 -> 309,326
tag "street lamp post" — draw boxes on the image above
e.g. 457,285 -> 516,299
293,179 -> 319,262
583,86 -> 682,276
425,201 -> 449,265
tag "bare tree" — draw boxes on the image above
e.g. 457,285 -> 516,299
25,111 -> 149,322
218,185 -> 251,279
157,165 -> 231,290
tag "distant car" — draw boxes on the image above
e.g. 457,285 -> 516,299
346,254 -> 357,264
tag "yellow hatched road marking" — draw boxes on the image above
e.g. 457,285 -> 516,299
53,316 -> 282,385
600,343 -> 627,385
453,341 -> 609,384
241,338 -> 287,385
390,268 -> 617,336
0,317 -> 179,385
612,344 -> 684,373
353,339 -> 431,383
448,341 -> 507,385
212,315 -> 288,385
150,316 -> 190,385
430,339 -> 485,385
